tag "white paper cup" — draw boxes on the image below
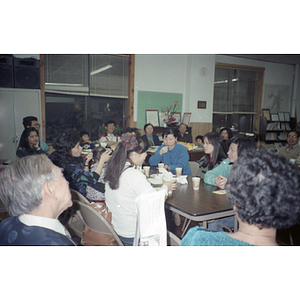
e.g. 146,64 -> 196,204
175,167 -> 182,177
158,163 -> 164,169
143,166 -> 150,178
192,177 -> 200,190
290,159 -> 296,165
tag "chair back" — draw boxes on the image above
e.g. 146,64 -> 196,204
189,161 -> 199,177
70,188 -> 90,204
167,230 -> 181,246
73,200 -> 124,246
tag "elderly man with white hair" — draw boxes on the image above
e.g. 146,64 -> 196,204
0,155 -> 76,245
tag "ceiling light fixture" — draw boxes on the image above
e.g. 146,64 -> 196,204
90,64 -> 113,76
45,83 -> 83,86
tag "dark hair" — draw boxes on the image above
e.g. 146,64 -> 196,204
179,123 -> 188,129
162,127 -> 179,139
195,135 -> 204,142
226,151 -> 300,229
105,120 -> 116,127
22,116 -> 37,129
229,136 -> 256,157
105,131 -> 148,190
144,123 -> 154,131
19,127 -> 39,149
220,127 -> 233,140
89,146 -> 106,168
80,130 -> 89,137
201,132 -> 227,169
50,129 -> 81,167
287,130 -> 299,138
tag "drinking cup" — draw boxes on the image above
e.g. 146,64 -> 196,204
175,167 -> 182,177
143,166 -> 150,178
158,163 -> 164,173
192,177 -> 200,190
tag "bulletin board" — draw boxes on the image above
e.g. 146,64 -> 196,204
137,91 -> 183,128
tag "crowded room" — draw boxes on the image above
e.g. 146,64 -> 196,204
1,53 -> 300,247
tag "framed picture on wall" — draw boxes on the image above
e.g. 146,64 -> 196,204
262,109 -> 271,121
145,110 -> 159,126
159,112 -> 169,126
171,112 -> 181,124
182,113 -> 191,126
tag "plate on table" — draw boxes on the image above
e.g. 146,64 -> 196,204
148,177 -> 163,186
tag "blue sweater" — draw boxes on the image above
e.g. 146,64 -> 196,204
0,217 -> 75,246
149,143 -> 191,175
180,226 -> 253,246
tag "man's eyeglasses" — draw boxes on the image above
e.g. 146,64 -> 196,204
287,135 -> 298,139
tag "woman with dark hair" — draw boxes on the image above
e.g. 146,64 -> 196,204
16,127 -> 46,158
105,131 -> 177,245
181,151 -> 300,246
196,132 -> 227,179
220,127 -> 233,153
204,136 -> 256,189
49,129 -> 111,197
149,127 -> 191,175
141,123 -> 161,146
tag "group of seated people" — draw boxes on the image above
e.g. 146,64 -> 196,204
1,117 -> 299,246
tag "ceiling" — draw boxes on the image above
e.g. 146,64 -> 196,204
225,54 -> 300,66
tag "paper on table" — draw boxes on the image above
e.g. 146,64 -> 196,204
177,175 -> 188,184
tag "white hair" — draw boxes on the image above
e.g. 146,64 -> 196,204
0,155 -> 56,216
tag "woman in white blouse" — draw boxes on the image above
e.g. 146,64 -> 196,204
105,130 -> 177,246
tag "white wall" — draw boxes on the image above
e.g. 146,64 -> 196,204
134,54 -> 299,126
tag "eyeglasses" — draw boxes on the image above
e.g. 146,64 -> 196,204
33,123 -> 40,127
287,135 -> 298,139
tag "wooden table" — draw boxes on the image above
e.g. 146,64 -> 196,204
165,176 -> 237,237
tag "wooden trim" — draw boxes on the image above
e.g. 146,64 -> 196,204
126,54 -> 135,127
215,62 -> 265,72
215,62 -> 265,133
40,54 -> 46,140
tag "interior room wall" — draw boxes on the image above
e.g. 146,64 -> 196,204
134,54 -> 298,130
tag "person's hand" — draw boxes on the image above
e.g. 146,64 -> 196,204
160,146 -> 168,155
163,179 -> 177,193
83,144 -> 88,149
164,165 -> 170,172
100,150 -> 112,163
214,175 -> 227,190
85,152 -> 93,164
33,142 -> 40,151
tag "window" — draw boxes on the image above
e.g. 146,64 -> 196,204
213,64 -> 264,133
44,54 -> 128,142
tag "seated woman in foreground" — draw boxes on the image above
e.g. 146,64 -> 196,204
105,131 -> 177,246
149,128 -> 191,175
196,132 -> 227,179
181,151 -> 300,246
49,129 -> 111,198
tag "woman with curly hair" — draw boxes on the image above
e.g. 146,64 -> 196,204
196,132 -> 227,179
49,129 -> 111,198
105,130 -> 177,246
181,151 -> 300,246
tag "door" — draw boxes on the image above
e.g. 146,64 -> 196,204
0,88 -> 42,162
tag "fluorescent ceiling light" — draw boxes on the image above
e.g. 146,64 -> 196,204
45,83 -> 83,86
90,64 -> 113,76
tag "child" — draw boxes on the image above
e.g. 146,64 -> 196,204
86,146 -> 108,202
80,131 -> 95,150
195,135 -> 204,148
